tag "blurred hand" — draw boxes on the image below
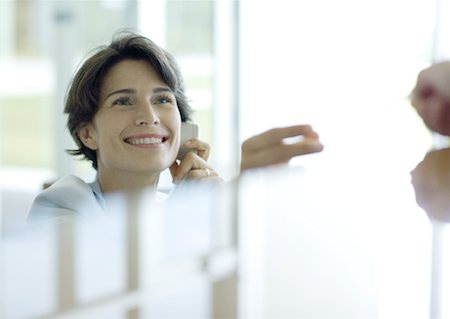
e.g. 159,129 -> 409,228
170,138 -> 223,184
411,61 -> 450,135
240,124 -> 324,172
410,148 -> 450,223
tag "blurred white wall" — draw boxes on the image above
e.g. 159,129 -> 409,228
240,0 -> 435,168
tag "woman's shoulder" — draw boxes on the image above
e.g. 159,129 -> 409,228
28,175 -> 105,224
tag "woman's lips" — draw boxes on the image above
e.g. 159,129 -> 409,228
124,134 -> 169,146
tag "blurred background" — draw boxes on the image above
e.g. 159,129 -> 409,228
0,0 -> 449,230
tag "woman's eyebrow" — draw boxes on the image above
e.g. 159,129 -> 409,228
104,87 -> 174,101
104,88 -> 135,100
153,87 -> 174,94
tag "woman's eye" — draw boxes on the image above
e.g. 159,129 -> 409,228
113,97 -> 132,106
155,95 -> 174,105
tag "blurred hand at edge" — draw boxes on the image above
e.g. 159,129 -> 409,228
411,61 -> 450,136
411,148 -> 450,223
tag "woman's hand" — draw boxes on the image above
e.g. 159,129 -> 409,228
240,125 -> 324,172
170,138 -> 223,184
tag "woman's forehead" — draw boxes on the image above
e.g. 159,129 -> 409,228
100,59 -> 168,93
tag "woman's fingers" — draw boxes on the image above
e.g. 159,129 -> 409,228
240,125 -> 323,171
180,138 -> 210,160
241,134 -> 323,171
171,138 -> 222,184
170,152 -> 222,184
243,125 -> 314,151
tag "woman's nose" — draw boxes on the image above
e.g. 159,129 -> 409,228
136,103 -> 160,126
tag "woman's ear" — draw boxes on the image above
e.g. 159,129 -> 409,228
78,123 -> 98,150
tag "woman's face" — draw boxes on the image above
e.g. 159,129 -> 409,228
79,59 -> 181,187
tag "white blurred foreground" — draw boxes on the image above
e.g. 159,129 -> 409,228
1,162 -> 449,319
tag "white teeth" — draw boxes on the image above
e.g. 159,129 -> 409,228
129,137 -> 162,145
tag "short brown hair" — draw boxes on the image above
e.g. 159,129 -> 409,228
65,31 -> 192,169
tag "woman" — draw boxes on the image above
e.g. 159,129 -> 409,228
28,31 -> 323,222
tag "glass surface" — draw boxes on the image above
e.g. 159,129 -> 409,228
0,189 -> 216,318
2,158 -> 450,318
238,164 -> 435,318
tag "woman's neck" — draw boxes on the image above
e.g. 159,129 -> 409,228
97,170 -> 160,194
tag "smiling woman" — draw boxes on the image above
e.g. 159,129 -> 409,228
28,31 -> 222,223
77,59 -> 183,192
27,30 -> 324,223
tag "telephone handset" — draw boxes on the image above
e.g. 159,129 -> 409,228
176,122 -> 199,160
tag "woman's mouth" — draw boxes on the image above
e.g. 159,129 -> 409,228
124,135 -> 169,145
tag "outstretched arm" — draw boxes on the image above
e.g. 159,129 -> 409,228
240,124 -> 324,172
